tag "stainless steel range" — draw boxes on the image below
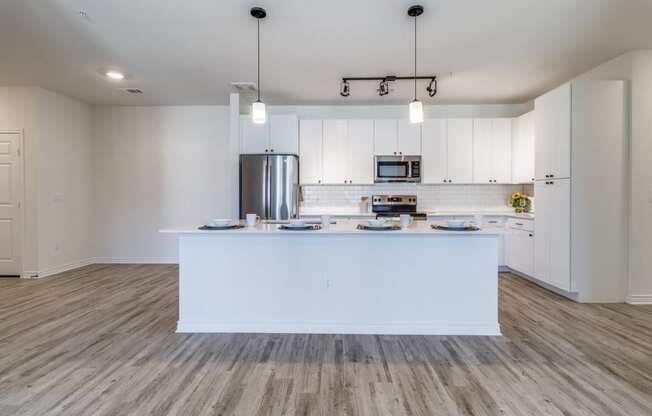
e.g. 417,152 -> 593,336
371,195 -> 427,220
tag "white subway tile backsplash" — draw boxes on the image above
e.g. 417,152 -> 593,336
301,184 -> 523,212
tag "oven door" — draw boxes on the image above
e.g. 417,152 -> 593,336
375,160 -> 410,182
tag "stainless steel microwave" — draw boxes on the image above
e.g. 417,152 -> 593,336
374,155 -> 421,183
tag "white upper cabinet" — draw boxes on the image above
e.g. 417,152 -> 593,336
511,112 -> 535,184
472,119 -> 493,183
373,120 -> 398,155
299,120 -> 323,184
397,120 -> 422,155
269,115 -> 299,154
492,118 -> 512,183
241,114 -> 299,154
447,119 -> 474,183
421,119 -> 448,184
535,83 -> 571,180
347,120 -> 375,184
240,115 -> 270,154
472,118 -> 512,183
322,120 -> 349,184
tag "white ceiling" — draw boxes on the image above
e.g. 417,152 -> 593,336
1,0 -> 651,106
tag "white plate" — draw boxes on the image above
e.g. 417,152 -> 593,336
365,222 -> 393,229
211,219 -> 234,227
447,220 -> 466,228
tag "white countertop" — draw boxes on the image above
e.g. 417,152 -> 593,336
160,220 -> 500,236
299,207 -> 534,220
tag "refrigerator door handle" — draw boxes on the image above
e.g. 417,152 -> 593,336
265,156 -> 271,220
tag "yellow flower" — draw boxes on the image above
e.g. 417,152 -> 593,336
511,192 -> 521,201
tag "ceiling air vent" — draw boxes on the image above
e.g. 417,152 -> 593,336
121,88 -> 143,94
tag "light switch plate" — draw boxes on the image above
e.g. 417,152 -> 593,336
649,190 -> 652,203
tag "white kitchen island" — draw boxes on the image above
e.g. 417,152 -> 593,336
160,221 -> 501,336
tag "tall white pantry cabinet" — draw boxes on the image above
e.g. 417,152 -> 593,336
533,80 -> 628,302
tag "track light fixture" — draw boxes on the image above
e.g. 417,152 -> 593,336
339,5 -> 438,104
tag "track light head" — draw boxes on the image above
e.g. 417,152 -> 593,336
426,77 -> 437,98
340,80 -> 350,97
377,80 -> 390,96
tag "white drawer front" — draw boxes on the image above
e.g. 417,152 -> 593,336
507,218 -> 534,232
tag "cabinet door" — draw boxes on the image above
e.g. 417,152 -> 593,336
240,115 -> 270,154
492,118 -> 512,183
547,179 -> 571,291
299,120 -> 323,184
374,119 -> 398,155
535,83 -> 571,179
508,229 -> 534,276
270,115 -> 298,154
472,119 -> 493,183
421,119 -> 448,183
397,120 -> 421,155
512,112 -> 535,183
447,119 -> 473,183
347,120 -> 375,184
322,120 -> 349,184
533,181 -> 550,283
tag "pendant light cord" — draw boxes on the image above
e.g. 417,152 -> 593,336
413,14 -> 417,101
257,19 -> 261,102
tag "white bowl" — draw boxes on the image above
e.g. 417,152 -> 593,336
211,219 -> 233,227
447,219 -> 466,228
367,218 -> 386,227
288,219 -> 306,227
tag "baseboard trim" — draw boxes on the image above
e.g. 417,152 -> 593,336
95,257 -> 179,264
34,257 -> 96,279
626,295 -> 652,305
176,321 -> 502,336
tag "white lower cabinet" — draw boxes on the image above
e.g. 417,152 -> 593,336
506,228 -> 534,276
534,179 -> 571,291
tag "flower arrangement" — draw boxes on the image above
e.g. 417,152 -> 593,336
510,192 -> 531,213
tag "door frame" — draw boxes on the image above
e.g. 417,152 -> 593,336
0,130 -> 25,277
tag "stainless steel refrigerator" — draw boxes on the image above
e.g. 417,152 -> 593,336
239,154 -> 300,220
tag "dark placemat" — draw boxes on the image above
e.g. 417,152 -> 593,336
198,224 -> 245,231
431,225 -> 480,231
356,224 -> 402,231
278,224 -> 322,231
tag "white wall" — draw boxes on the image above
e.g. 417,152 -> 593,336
93,106 -> 231,262
35,88 -> 95,275
575,50 -> 652,303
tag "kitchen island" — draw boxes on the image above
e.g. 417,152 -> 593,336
160,221 -> 501,336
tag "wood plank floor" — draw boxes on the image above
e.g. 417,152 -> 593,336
1,265 -> 651,416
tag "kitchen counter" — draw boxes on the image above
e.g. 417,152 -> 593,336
161,220 -> 501,236
299,207 -> 534,220
161,220 -> 500,336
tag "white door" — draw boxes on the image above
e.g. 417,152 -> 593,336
492,118 -> 512,183
508,229 -> 534,276
322,120 -> 349,184
270,115 -> 298,154
533,180 -> 550,283
374,119 -> 398,155
547,179 -> 571,291
397,120 -> 421,155
421,119 -> 448,183
240,115 -> 270,154
299,120 -> 323,184
473,119 -> 493,183
512,112 -> 535,183
347,120 -> 375,184
447,119 -> 473,183
0,132 -> 22,276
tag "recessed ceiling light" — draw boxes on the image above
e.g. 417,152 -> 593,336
106,71 -> 125,80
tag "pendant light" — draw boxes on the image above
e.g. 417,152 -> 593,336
251,7 -> 267,124
408,5 -> 424,124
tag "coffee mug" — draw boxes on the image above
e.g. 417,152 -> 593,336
399,214 -> 413,228
246,213 -> 260,227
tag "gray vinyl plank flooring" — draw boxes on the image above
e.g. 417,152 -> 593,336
0,264 -> 651,415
